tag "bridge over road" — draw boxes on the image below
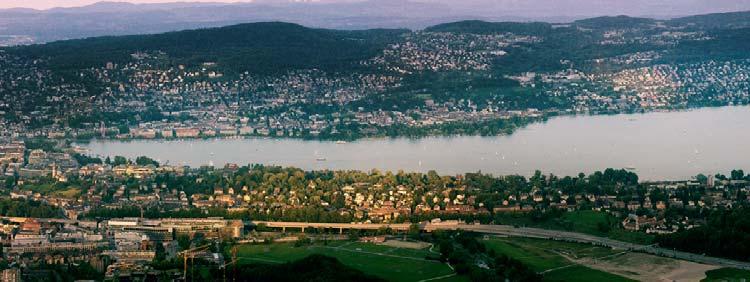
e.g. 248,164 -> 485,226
250,221 -> 413,233
248,221 -> 750,271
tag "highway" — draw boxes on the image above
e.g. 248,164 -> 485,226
249,221 -> 750,270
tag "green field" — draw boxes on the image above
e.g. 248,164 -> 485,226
484,237 -> 635,282
702,268 -> 750,282
495,210 -> 655,244
235,241 -> 456,282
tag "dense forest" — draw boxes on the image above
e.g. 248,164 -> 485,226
9,22 -> 407,76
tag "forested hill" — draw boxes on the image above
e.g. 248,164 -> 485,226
426,12 -> 750,34
9,12 -> 750,76
424,21 -> 553,35
667,11 -> 750,30
8,22 -> 408,75
573,15 -> 656,29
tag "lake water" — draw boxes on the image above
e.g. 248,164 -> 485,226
81,106 -> 750,180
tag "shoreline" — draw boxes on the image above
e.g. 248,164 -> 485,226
61,103 -> 750,144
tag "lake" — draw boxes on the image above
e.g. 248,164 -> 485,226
80,106 -> 750,180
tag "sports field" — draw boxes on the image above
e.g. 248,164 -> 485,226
484,236 -> 634,281
484,236 -> 729,282
235,241 -> 460,282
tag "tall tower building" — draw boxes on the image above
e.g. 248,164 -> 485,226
100,121 -> 106,138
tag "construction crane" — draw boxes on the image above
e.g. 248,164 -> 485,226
219,246 -> 238,282
178,244 -> 211,282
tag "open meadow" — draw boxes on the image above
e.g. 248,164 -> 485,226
483,236 -> 738,282
233,236 -> 748,282
235,241 -> 460,282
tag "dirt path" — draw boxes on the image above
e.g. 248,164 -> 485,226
573,252 -> 719,282
659,261 -> 719,282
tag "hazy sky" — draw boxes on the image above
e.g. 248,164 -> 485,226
0,0 -> 257,9
3,0 -> 750,16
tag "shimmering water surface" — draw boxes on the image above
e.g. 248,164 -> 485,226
81,106 -> 750,180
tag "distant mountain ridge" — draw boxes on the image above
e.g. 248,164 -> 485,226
573,16 -> 656,29
669,10 -> 750,29
426,12 -> 750,35
8,11 -> 750,76
425,21 -> 554,35
1,1 -> 749,45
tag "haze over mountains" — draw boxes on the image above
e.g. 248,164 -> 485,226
1,0 -> 750,45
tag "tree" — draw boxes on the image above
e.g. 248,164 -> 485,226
294,236 -> 312,247
118,125 -> 130,134
347,229 -> 361,241
155,242 -> 166,261
177,234 -> 191,251
696,174 -> 708,184
731,170 -> 746,180
4,177 -> 15,189
192,232 -> 206,246
135,156 -> 159,167
112,156 -> 129,166
408,223 -> 421,240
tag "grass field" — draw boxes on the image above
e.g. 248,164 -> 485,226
702,268 -> 750,281
235,241 -> 456,282
484,237 -> 636,282
484,237 -> 617,271
495,210 -> 655,244
51,187 -> 81,198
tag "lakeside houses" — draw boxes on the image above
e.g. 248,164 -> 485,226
0,140 -> 748,279
4,134 -> 750,276
174,128 -> 200,138
3,139 -> 747,233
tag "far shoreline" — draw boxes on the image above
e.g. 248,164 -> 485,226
71,105 -> 750,182
63,104 -> 750,144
